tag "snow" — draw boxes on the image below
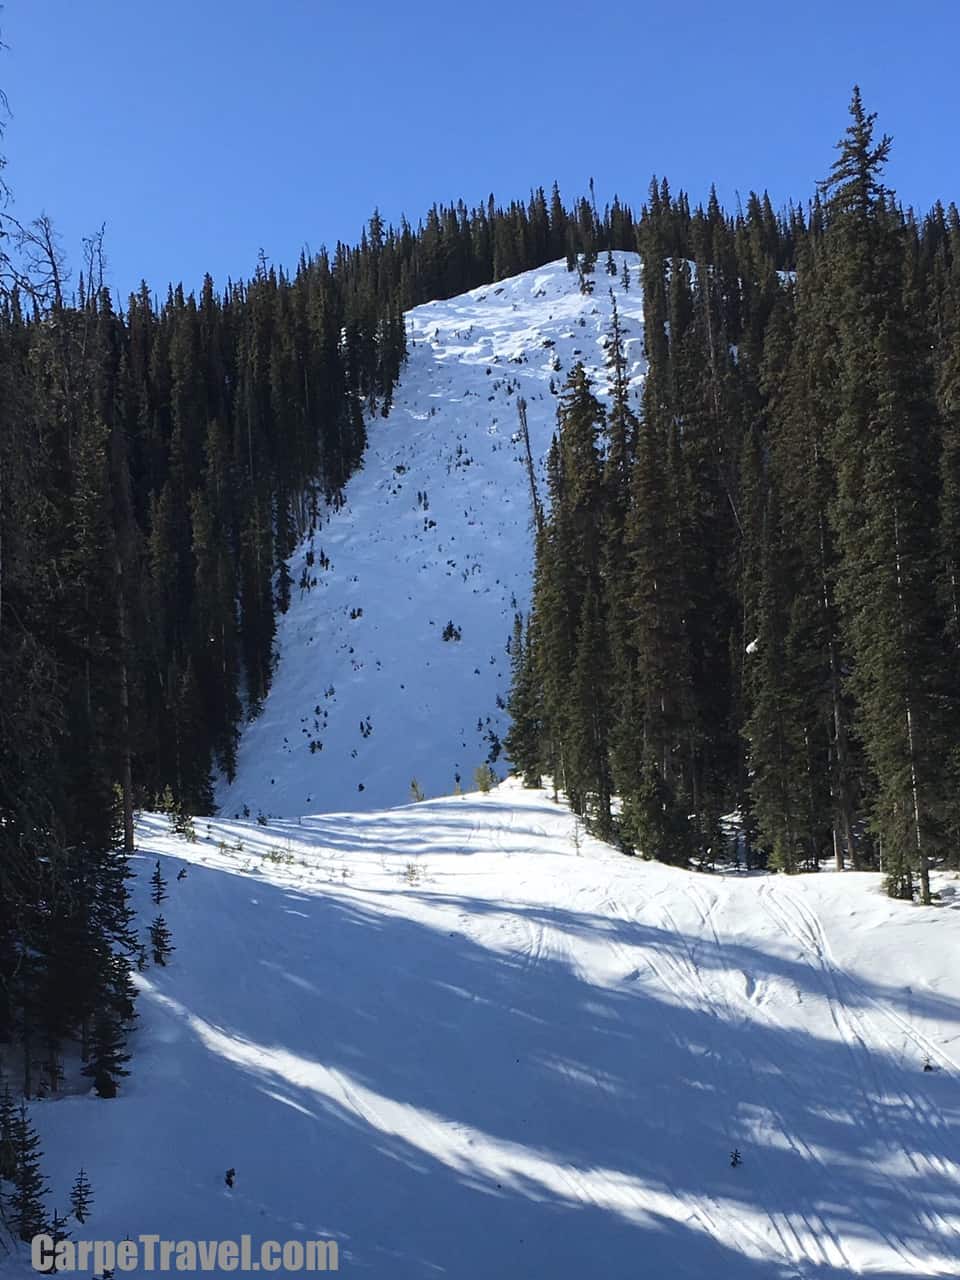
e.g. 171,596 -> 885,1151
11,258 -> 960,1279
21,781 -> 960,1278
217,255 -> 647,819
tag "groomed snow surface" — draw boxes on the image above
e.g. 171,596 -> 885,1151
28,781 -> 960,1278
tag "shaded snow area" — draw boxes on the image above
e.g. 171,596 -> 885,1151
217,254 -> 647,820
13,259 -> 960,1279
22,782 -> 960,1278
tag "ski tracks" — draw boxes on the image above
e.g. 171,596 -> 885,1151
594,881 -> 843,1275
760,881 -> 960,1271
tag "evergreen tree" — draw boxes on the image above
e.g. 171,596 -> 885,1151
0,1083 -> 16,1181
534,366 -> 606,808
69,1168 -> 94,1224
150,859 -> 167,906
567,583 -> 613,833
503,613 -> 542,787
83,1010 -> 131,1098
10,1101 -> 48,1241
743,485 -> 818,872
49,1206 -> 71,1263
821,89 -> 948,901
149,915 -> 174,966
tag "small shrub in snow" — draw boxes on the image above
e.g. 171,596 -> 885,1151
474,764 -> 497,793
172,810 -> 197,842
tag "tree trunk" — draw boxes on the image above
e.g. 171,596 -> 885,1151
116,560 -> 135,854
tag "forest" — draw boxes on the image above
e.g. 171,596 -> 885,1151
507,91 -> 960,910
0,85 -> 957,1120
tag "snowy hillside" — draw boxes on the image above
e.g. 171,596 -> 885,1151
217,254 -> 646,819
26,782 -> 960,1278
15,257 -> 960,1280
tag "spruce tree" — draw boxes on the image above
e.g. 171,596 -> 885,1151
83,1010 -> 131,1098
50,1206 -> 71,1257
821,88 -> 948,901
0,1083 -> 16,1180
743,485 -> 817,872
503,613 -> 542,787
149,915 -> 174,966
10,1101 -> 48,1241
69,1167 -> 94,1224
150,859 -> 167,907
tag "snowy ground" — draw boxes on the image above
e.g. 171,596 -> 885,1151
22,781 -> 960,1278
10,259 -> 960,1278
217,253 -> 646,819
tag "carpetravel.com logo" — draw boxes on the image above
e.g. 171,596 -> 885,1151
31,1232 -> 339,1273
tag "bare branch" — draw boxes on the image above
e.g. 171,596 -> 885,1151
14,212 -> 70,308
82,221 -> 107,300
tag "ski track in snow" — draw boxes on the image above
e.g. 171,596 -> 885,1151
14,260 -> 960,1280
21,782 -> 960,1280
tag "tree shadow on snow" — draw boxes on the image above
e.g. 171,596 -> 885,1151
130,859 -> 960,1280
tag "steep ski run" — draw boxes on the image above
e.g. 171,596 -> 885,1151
218,254 -> 646,819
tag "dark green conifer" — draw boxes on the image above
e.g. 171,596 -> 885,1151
10,1101 -> 48,1240
149,915 -> 174,967
83,1010 -> 131,1098
69,1167 -> 94,1224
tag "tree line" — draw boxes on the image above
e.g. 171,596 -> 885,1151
507,91 -> 960,904
0,84 -> 676,1098
2,72 -> 954,1120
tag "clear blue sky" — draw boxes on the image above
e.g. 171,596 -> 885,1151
2,1 -> 958,300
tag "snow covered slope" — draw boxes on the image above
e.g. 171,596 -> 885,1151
217,254 -> 646,819
26,782 -> 960,1278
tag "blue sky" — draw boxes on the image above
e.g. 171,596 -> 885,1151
2,1 -> 958,300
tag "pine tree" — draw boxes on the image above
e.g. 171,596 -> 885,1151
0,1083 -> 16,1180
743,486 -> 817,872
50,1206 -> 71,1259
761,259 -> 861,871
821,88 -> 948,902
10,1101 -> 48,1241
69,1167 -> 94,1224
611,262 -> 697,859
83,1010 -> 131,1098
622,757 -> 693,866
535,367 -> 606,808
934,213 -> 960,864
108,953 -> 138,1027
150,859 -> 167,907
149,915 -> 174,966
566,584 -> 613,833
503,613 -> 542,787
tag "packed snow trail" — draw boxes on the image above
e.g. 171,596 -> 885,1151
26,782 -> 960,1278
217,254 -> 646,819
